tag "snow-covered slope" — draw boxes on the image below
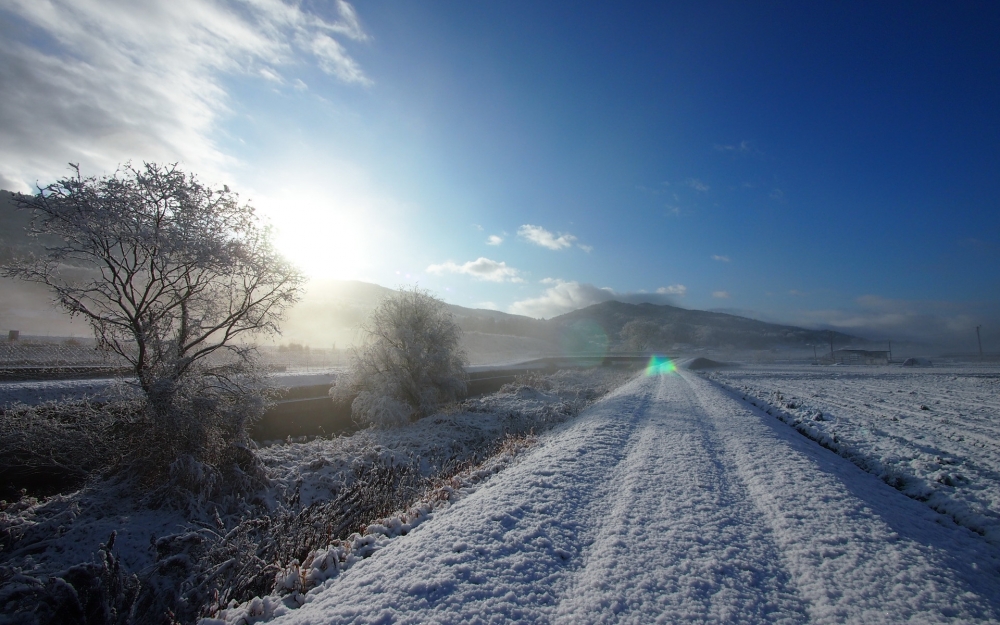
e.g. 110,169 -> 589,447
234,371 -> 1000,624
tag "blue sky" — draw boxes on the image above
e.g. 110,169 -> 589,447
1,0 -> 998,346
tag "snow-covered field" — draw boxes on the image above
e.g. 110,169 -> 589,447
4,364 -> 1000,624
209,369 -> 1000,624
704,364 -> 1000,545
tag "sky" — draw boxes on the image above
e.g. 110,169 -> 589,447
1,0 -> 998,348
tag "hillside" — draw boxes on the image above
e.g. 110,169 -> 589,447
550,300 -> 863,352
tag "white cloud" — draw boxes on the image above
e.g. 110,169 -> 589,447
476,301 -> 499,310
259,66 -> 283,83
577,243 -> 593,253
714,140 -> 755,154
687,179 -> 710,192
426,257 -> 523,283
770,188 -> 784,200
0,0 -> 370,190
657,285 -> 687,296
712,255 -> 730,262
486,234 -> 503,246
517,224 -> 578,250
309,34 -> 369,84
509,279 -> 685,319
713,291 -> 731,299
509,281 -> 614,318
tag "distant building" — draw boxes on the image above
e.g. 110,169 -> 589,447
831,349 -> 889,365
7,330 -> 17,342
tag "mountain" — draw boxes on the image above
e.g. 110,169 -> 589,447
549,300 -> 863,353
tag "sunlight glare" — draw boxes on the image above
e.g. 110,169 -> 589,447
646,355 -> 677,376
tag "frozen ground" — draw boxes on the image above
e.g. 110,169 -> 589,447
705,364 -> 1000,545
0,368 -> 632,623
5,365 -> 1000,624
211,369 -> 1000,624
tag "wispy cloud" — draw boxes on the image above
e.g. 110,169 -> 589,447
715,139 -> 750,154
517,224 -> 578,251
770,188 -> 784,200
426,257 -> 523,282
657,285 -> 687,296
509,279 -> 685,319
714,140 -> 757,154
712,291 -> 731,299
486,234 -> 503,246
687,179 -> 710,192
712,255 -> 730,262
0,0 -> 371,190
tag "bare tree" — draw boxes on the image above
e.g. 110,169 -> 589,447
3,163 -> 303,483
333,287 -> 467,428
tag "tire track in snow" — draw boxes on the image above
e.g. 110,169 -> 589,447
553,374 -> 808,623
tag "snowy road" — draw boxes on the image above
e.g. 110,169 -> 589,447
269,372 -> 1000,624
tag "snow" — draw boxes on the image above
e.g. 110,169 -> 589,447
5,364 -> 1000,623
0,366 -> 631,620
214,369 -> 1000,624
258,368 -> 625,510
705,364 -> 1000,545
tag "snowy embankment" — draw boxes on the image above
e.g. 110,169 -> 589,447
0,368 -> 632,623
214,371 -> 1000,624
705,365 -> 1000,545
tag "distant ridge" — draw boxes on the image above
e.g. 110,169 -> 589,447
548,300 -> 862,352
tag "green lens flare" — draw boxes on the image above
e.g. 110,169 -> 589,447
645,355 -> 676,376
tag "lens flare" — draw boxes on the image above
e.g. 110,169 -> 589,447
646,355 -> 677,376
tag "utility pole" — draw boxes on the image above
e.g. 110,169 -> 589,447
888,339 -> 892,363
977,325 -> 983,361
813,344 -> 818,364
829,331 -> 835,362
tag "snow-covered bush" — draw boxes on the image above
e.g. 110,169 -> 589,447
0,395 -> 143,500
332,287 -> 468,428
